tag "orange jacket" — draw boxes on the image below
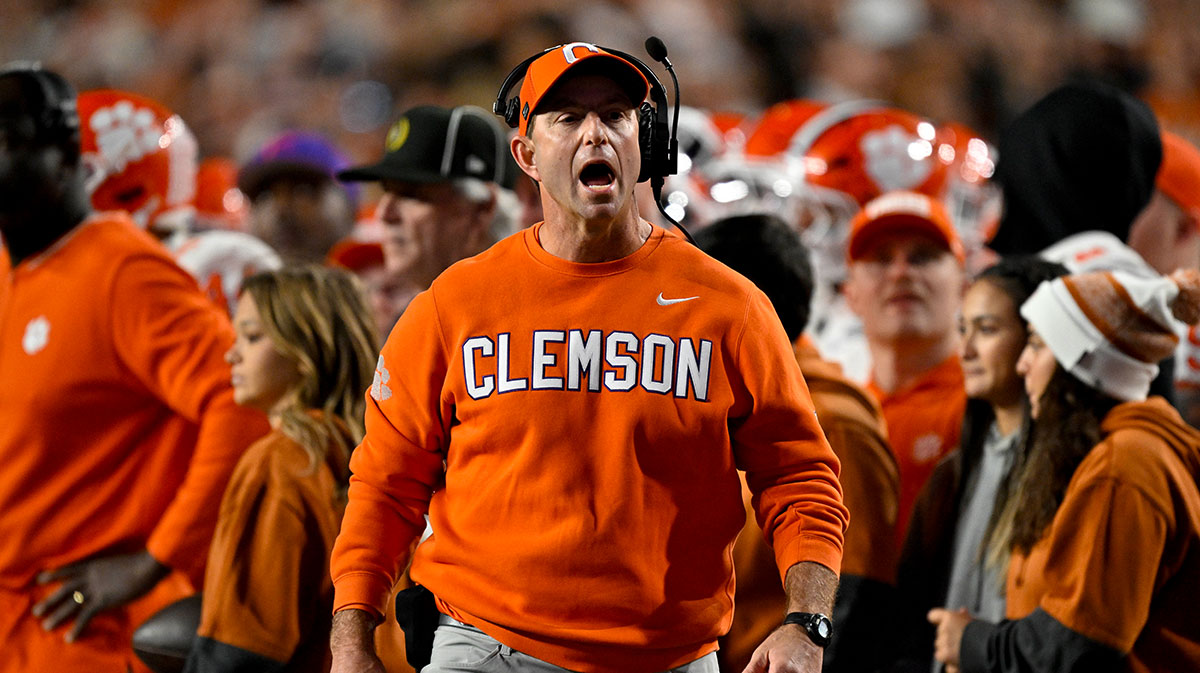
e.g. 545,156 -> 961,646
189,427 -> 347,671
0,213 -> 267,669
867,355 -> 965,546
331,223 -> 847,673
999,398 -> 1200,672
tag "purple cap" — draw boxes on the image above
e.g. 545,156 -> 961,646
238,131 -> 361,206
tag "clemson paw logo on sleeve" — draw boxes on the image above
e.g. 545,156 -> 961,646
88,101 -> 163,172
371,355 -> 393,401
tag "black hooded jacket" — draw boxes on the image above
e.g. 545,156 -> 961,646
990,80 -> 1162,255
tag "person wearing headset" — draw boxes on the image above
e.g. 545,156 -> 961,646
328,42 -> 847,673
0,64 -> 268,672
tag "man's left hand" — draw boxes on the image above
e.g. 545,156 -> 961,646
33,549 -> 170,642
742,623 -> 823,673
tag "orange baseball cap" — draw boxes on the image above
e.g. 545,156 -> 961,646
326,238 -> 384,272
1158,131 -> 1200,218
517,43 -> 649,136
847,190 -> 964,263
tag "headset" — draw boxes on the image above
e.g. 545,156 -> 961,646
493,41 -> 676,186
493,38 -> 693,242
0,61 -> 80,160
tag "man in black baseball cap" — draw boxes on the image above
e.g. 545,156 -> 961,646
338,105 -> 522,311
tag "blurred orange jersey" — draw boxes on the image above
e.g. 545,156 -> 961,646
867,355 -> 965,547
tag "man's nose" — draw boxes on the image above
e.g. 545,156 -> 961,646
378,193 -> 402,224
582,113 -> 608,145
884,255 -> 914,278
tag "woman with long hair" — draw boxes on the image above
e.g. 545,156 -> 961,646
183,266 -> 379,672
893,256 -> 1065,671
929,268 -> 1200,672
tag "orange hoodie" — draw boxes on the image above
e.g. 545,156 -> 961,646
997,397 -> 1200,672
331,223 -> 847,673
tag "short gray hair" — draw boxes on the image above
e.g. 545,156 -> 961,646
452,177 -> 524,242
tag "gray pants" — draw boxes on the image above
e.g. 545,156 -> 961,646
423,615 -> 720,673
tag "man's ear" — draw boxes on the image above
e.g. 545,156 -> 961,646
1179,207 -> 1200,241
512,134 -> 540,183
842,266 -> 863,314
472,184 -> 498,228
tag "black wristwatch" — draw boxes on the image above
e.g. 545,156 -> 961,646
783,611 -> 833,647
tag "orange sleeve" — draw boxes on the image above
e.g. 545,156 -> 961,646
330,289 -> 448,618
734,292 -> 848,581
110,255 -> 269,585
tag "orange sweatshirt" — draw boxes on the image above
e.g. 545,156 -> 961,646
331,223 -> 847,673
0,213 -> 268,670
188,426 -> 348,672
994,398 -> 1200,672
867,355 -> 965,547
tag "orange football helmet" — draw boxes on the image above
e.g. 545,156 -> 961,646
744,99 -> 827,158
750,101 -> 953,284
785,102 -> 950,221
936,122 -> 1001,269
78,89 -> 199,234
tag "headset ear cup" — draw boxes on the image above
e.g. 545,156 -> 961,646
504,98 -> 521,129
638,102 -> 655,183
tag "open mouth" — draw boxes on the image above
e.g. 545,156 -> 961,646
579,161 -> 616,190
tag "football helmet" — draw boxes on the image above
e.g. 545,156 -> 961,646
769,101 -> 954,285
743,99 -> 827,158
171,229 -> 282,316
656,107 -> 745,228
937,121 -> 1001,270
77,89 -> 199,234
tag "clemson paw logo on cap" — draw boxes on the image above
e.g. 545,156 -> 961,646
386,118 -> 410,152
88,101 -> 163,172
861,125 -> 933,192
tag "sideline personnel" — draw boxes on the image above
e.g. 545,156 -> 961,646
0,65 -> 267,671
328,43 -> 848,673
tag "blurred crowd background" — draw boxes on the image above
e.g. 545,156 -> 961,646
6,0 -> 1200,168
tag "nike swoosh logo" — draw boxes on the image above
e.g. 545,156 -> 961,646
657,292 -> 699,306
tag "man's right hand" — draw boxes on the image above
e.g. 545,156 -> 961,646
331,608 -> 386,673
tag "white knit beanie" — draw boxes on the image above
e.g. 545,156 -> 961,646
1020,268 -> 1200,400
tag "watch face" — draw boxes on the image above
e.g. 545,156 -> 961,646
815,618 -> 832,639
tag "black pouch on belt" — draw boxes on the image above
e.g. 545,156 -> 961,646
394,584 -> 438,670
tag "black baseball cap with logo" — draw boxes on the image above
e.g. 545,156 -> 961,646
339,105 -> 517,189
